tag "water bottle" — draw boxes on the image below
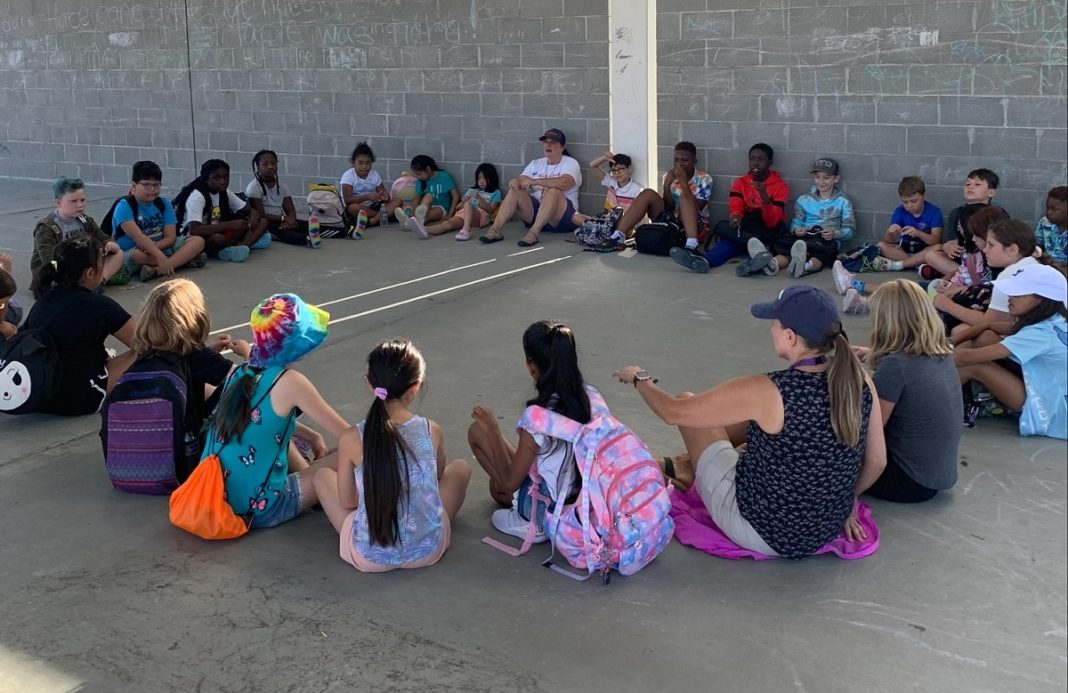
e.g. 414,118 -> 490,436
308,216 -> 321,248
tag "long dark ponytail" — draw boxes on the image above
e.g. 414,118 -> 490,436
363,338 -> 426,547
31,234 -> 101,300
207,365 -> 260,445
523,321 -> 591,424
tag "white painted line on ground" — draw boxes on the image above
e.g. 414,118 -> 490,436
327,255 -> 572,326
507,247 -> 544,257
210,258 -> 499,334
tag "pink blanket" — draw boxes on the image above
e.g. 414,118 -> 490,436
668,486 -> 880,560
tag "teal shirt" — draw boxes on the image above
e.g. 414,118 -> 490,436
416,171 -> 457,210
205,366 -> 295,518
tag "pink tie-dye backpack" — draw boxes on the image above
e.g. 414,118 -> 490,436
483,386 -> 674,583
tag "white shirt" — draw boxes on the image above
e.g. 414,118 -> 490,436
521,156 -> 582,207
182,189 -> 246,231
600,174 -> 644,211
990,256 -> 1039,313
340,168 -> 383,198
244,179 -> 291,217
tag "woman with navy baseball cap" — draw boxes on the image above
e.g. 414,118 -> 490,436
614,285 -> 887,559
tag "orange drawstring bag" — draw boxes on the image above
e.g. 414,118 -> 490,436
169,453 -> 251,540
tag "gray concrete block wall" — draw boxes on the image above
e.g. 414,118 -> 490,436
1,0 -> 1064,230
0,0 -> 610,212
658,0 -> 1068,238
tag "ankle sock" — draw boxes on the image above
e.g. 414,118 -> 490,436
685,238 -> 698,250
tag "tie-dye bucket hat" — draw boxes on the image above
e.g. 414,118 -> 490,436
248,293 -> 329,368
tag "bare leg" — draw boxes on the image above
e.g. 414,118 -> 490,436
484,189 -> 534,240
438,459 -> 472,522
242,217 -> 270,248
957,363 -> 1026,410
615,189 -> 664,235
925,248 -> 960,276
287,440 -> 309,472
807,258 -> 824,274
295,451 -> 340,512
312,467 -> 350,533
677,193 -> 699,242
425,216 -> 464,236
467,421 -> 517,507
171,236 -> 207,267
521,188 -> 566,243
102,252 -> 125,281
878,241 -> 909,261
774,254 -> 789,269
423,207 -> 445,223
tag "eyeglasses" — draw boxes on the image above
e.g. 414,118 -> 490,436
137,181 -> 162,190
609,166 -> 629,172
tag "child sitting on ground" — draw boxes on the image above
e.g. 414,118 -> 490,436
572,151 -> 644,225
246,149 -> 309,246
468,321 -> 596,542
770,157 -> 855,279
109,161 -> 207,283
33,177 -> 129,285
1035,185 -> 1067,266
420,163 -> 502,241
313,338 -> 471,571
914,168 -> 1000,280
340,142 -> 389,233
0,253 -> 19,341
132,278 -> 251,434
175,159 -> 267,262
396,155 -> 459,238
203,293 -> 350,530
872,176 -> 944,271
953,263 -> 1067,440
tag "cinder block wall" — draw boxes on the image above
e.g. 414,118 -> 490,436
0,0 -> 611,211
658,0 -> 1067,236
1,0 -> 1065,233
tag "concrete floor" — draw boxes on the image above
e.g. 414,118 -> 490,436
0,178 -> 1064,693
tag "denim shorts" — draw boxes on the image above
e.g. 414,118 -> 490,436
121,234 -> 191,273
250,472 -> 303,529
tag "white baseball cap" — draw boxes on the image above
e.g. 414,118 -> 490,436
993,263 -> 1067,306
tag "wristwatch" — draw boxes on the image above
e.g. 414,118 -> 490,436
633,370 -> 657,387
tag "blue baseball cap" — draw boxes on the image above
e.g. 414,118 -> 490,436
750,285 -> 842,343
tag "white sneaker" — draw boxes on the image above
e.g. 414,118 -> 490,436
406,216 -> 429,239
832,260 -> 853,295
491,507 -> 548,544
414,204 -> 428,225
843,288 -> 870,315
394,207 -> 411,225
788,239 -> 807,278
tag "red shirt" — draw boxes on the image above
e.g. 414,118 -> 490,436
728,170 -> 789,230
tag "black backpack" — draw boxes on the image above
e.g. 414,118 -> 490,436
100,195 -> 167,239
100,351 -> 202,494
634,220 -> 684,256
0,328 -> 63,415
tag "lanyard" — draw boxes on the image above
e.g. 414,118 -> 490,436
790,355 -> 827,369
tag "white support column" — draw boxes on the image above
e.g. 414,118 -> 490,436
608,0 -> 657,189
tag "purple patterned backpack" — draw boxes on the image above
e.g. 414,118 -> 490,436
100,351 -> 200,494
484,386 -> 674,583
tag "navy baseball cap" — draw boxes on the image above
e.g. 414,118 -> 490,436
539,128 -> 566,145
750,285 -> 842,343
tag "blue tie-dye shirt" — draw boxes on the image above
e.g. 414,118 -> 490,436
1034,217 -> 1067,265
790,187 -> 856,246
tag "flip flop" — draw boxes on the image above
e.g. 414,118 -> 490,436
479,231 -> 504,244
516,235 -> 540,247
662,455 -> 693,491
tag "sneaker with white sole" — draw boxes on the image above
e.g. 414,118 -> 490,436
491,507 -> 548,544
414,204 -> 428,225
843,287 -> 870,315
832,260 -> 853,295
406,216 -> 429,239
736,237 -> 774,277
788,239 -> 807,278
395,207 -> 411,226
455,228 -> 472,241
669,246 -> 710,274
218,245 -> 250,262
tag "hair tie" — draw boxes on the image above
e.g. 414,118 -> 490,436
373,386 -> 388,401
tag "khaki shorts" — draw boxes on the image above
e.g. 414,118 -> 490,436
694,440 -> 779,556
